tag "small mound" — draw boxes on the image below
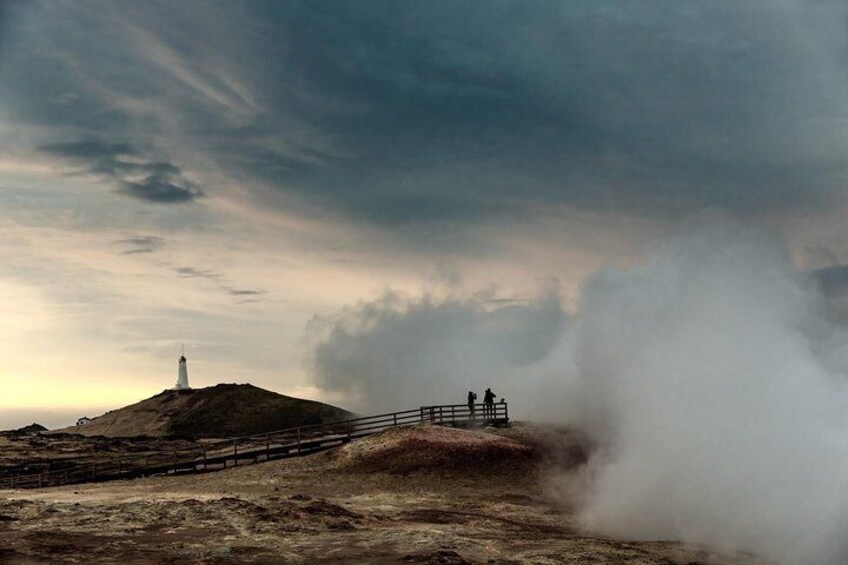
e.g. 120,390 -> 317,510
327,425 -> 535,475
3,423 -> 47,436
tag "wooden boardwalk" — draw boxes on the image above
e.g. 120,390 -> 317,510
0,402 -> 509,490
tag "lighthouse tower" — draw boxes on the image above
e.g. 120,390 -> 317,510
175,347 -> 190,390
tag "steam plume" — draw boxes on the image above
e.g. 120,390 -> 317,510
567,221 -> 848,564
306,288 -> 566,413
307,219 -> 848,564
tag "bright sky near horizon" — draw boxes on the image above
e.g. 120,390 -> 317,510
3,1 -> 848,428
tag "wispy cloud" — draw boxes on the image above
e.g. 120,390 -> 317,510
117,235 -> 165,255
174,266 -> 220,280
226,288 -> 265,296
39,140 -> 203,203
173,267 -> 267,302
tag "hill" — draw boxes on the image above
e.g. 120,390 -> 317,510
50,383 -> 353,438
4,423 -> 47,435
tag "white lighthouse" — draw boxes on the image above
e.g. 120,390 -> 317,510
175,348 -> 190,390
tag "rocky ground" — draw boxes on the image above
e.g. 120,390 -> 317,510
0,432 -> 200,477
0,424 -> 769,564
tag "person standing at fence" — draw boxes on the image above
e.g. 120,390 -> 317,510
467,390 -> 477,418
484,388 -> 496,417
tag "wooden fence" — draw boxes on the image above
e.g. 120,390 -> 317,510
0,402 -> 508,489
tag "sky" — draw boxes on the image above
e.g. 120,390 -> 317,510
3,0 -> 848,428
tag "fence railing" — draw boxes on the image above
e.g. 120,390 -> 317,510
0,402 -> 508,489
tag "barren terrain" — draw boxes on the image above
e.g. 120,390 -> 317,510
0,432 -> 200,478
0,424 -> 768,564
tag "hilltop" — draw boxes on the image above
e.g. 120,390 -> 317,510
50,383 -> 353,438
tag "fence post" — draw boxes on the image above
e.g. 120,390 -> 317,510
203,450 -> 208,471
266,433 -> 271,460
420,407 -> 425,423
233,439 -> 238,467
297,428 -> 301,451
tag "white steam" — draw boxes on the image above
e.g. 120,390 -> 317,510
306,220 -> 848,564
306,288 -> 566,413
568,222 -> 848,564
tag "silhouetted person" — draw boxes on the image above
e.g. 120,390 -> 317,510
467,391 -> 477,418
484,388 -> 496,417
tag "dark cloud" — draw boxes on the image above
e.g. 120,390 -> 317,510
118,173 -> 202,204
174,267 -> 219,280
205,1 -> 848,222
805,264 -> 848,326
6,1 -> 848,226
39,140 -> 203,204
118,235 -> 165,254
226,288 -> 266,296
813,265 -> 848,297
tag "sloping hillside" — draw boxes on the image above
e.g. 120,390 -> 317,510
51,384 -> 353,438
